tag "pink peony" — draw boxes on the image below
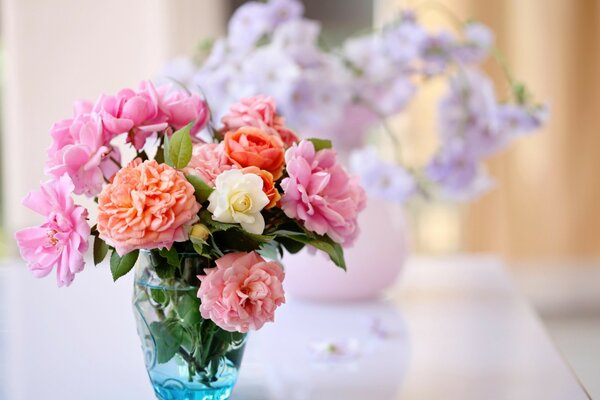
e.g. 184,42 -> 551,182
159,89 -> 209,137
280,140 -> 367,246
221,95 -> 299,147
183,143 -> 233,187
15,175 -> 90,287
93,81 -> 168,149
197,252 -> 285,332
97,159 -> 200,255
45,113 -> 118,197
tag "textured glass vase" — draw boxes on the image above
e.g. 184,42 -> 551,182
132,251 -> 247,400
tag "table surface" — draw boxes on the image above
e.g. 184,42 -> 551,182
0,255 -> 590,400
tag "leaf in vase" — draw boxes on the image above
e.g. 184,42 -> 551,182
149,319 -> 185,364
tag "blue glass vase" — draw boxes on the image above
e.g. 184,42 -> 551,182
132,251 -> 247,400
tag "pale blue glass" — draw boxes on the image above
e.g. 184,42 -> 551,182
132,251 -> 247,400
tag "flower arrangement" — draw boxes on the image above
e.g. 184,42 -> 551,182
15,81 -> 365,396
163,0 -> 547,202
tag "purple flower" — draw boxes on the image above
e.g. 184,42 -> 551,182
438,68 -> 505,157
453,22 -> 495,64
497,103 -> 548,136
350,147 -> 416,203
266,0 -> 304,27
227,2 -> 273,51
383,18 -> 426,65
426,143 -> 491,200
366,77 -> 416,115
420,31 -> 456,76
272,19 -> 321,50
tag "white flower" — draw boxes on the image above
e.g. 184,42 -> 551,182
208,170 -> 269,234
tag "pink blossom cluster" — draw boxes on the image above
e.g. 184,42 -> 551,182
46,81 -> 208,197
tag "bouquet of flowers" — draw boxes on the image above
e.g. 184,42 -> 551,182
14,81 -> 365,398
164,0 -> 547,203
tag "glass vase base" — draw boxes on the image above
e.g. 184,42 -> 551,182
153,381 -> 234,400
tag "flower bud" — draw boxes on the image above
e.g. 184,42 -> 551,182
189,223 -> 210,243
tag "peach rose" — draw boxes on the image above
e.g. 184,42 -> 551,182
97,159 -> 200,255
241,166 -> 281,209
223,127 -> 285,180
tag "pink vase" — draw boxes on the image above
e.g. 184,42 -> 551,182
282,197 -> 409,301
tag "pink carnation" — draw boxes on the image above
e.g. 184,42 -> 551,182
221,95 -> 299,147
183,143 -> 233,187
45,113 -> 119,197
198,252 -> 285,333
15,175 -> 90,287
97,159 -> 200,255
280,140 -> 367,246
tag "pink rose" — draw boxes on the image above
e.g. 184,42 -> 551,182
45,113 -> 118,197
281,140 -> 367,246
198,252 -> 285,333
183,143 -> 233,187
97,159 -> 200,255
221,95 -> 299,147
15,175 -> 90,287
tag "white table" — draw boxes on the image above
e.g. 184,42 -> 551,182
0,256 -> 590,400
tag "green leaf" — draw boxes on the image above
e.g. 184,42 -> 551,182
258,241 -> 282,261
159,247 -> 180,267
308,138 -> 332,151
149,288 -> 168,306
163,134 -> 173,167
93,236 -> 109,265
168,122 -> 194,169
199,209 -> 237,232
110,250 -> 139,281
193,242 -> 213,259
149,319 -> 185,363
277,231 -> 346,270
185,174 -> 214,203
176,295 -> 201,327
276,236 -> 305,254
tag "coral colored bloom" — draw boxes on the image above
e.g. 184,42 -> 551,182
15,175 -> 90,287
281,140 -> 366,246
97,159 -> 200,255
197,252 -> 285,332
45,113 -> 117,197
221,95 -> 299,147
223,127 -> 285,180
207,169 -> 269,234
183,143 -> 233,187
242,166 -> 281,209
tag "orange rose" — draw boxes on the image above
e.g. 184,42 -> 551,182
242,166 -> 281,209
223,127 -> 285,180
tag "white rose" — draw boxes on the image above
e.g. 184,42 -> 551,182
207,169 -> 269,234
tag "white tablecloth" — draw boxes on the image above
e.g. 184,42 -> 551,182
0,256 -> 590,400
